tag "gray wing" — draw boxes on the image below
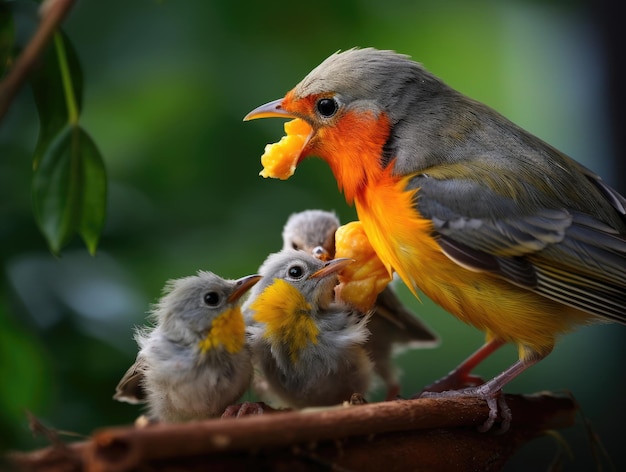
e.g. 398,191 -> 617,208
410,174 -> 626,323
373,286 -> 439,346
113,356 -> 147,404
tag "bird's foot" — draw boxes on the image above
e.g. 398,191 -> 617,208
349,393 -> 368,405
221,401 -> 279,418
419,385 -> 512,433
133,415 -> 158,428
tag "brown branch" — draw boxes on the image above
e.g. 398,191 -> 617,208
8,392 -> 578,472
0,0 -> 77,121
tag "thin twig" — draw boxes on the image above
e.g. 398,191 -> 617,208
0,0 -> 77,121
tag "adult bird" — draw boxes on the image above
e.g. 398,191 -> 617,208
245,48 -> 626,431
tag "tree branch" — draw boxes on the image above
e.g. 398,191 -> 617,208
8,392 -> 578,472
0,0 -> 76,121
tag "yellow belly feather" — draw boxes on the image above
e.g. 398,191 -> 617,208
355,173 -> 589,359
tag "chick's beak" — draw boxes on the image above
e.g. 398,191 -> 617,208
311,246 -> 331,262
228,274 -> 262,303
243,98 -> 296,121
309,258 -> 353,279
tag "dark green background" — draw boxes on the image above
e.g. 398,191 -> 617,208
1,1 -> 624,470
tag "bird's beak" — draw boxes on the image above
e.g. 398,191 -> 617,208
309,258 -> 353,279
228,274 -> 262,303
311,246 -> 331,262
243,98 -> 296,121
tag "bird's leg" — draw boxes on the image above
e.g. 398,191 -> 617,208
420,356 -> 542,433
220,401 -> 281,418
417,338 -> 505,395
385,383 -> 401,401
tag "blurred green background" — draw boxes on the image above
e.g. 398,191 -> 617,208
1,0 -> 624,470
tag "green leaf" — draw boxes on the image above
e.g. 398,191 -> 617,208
30,32 -> 83,169
0,2 -> 14,79
32,126 -> 81,254
32,125 -> 107,255
77,128 -> 107,255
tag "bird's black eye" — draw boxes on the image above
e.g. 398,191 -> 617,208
292,242 -> 300,250
203,291 -> 220,306
316,98 -> 338,118
287,264 -> 304,279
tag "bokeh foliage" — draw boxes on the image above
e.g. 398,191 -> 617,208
1,0 -> 623,469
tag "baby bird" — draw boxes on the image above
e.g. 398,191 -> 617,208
282,209 -> 340,260
245,249 -> 373,409
281,210 -> 438,399
114,271 -> 261,422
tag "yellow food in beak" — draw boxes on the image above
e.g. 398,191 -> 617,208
259,119 -> 312,180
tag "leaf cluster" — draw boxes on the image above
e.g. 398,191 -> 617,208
2,2 -> 106,255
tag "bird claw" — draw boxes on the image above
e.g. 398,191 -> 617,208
419,386 -> 512,433
133,415 -> 158,428
349,393 -> 368,405
477,394 -> 511,433
221,401 -> 278,418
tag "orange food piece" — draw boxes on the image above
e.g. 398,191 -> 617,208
334,221 -> 392,312
259,118 -> 311,180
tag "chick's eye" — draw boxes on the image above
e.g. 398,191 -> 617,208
203,291 -> 220,306
291,242 -> 300,250
316,98 -> 338,118
287,265 -> 304,279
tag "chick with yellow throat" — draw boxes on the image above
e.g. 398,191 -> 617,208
281,209 -> 439,401
245,249 -> 373,409
197,305 -> 246,355
250,278 -> 320,364
114,271 -> 261,422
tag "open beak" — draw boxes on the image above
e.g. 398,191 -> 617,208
311,246 -> 331,262
243,98 -> 297,121
309,258 -> 353,279
227,274 -> 262,303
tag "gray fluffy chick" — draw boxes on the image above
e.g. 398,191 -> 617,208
114,271 -> 260,422
281,209 -> 439,399
245,249 -> 373,409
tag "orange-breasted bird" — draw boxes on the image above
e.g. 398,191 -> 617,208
245,48 -> 626,431
114,271 -> 261,422
281,209 -> 439,400
244,249 -> 373,409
